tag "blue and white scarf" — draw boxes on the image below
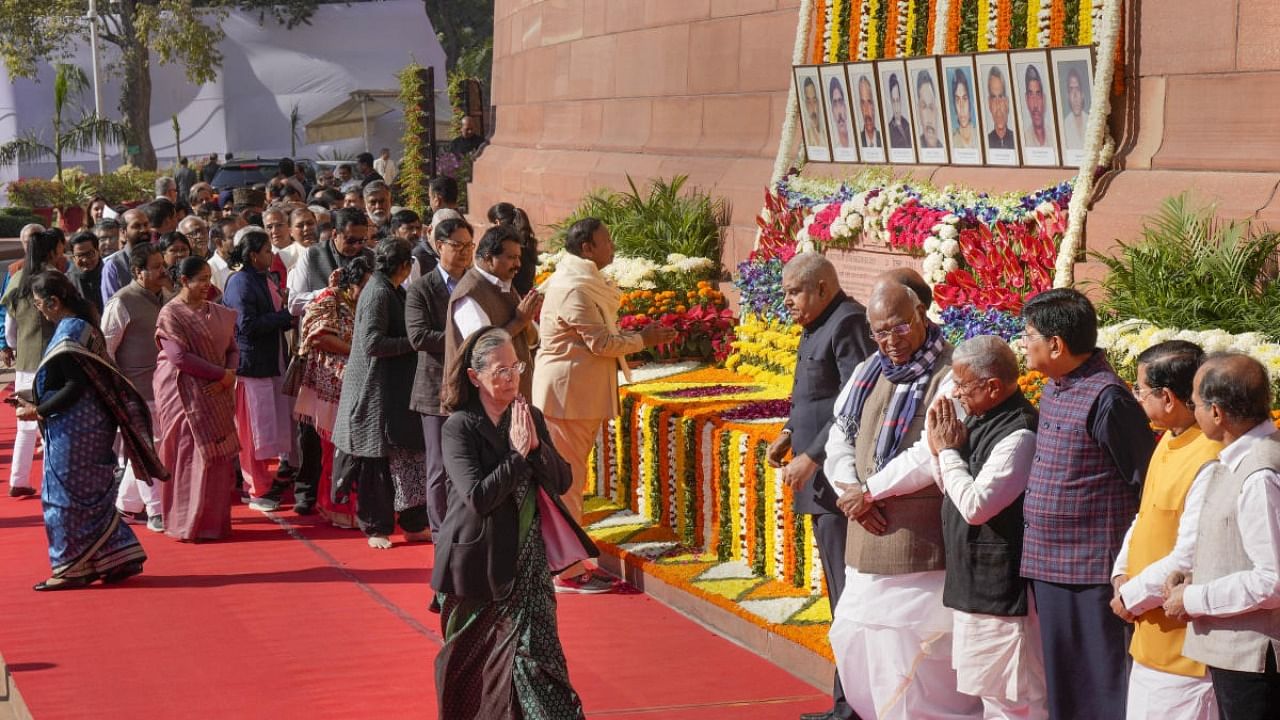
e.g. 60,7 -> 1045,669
835,323 -> 947,471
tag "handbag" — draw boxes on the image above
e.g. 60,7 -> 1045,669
281,354 -> 305,397
535,487 -> 590,574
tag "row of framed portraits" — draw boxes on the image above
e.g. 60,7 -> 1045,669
796,46 -> 1095,168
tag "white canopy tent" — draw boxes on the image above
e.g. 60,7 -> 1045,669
305,88 -> 453,148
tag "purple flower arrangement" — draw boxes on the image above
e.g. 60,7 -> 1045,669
734,256 -> 790,324
659,385 -> 757,399
721,399 -> 793,422
940,305 -> 1025,345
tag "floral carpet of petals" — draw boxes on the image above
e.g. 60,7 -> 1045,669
585,365 -> 835,660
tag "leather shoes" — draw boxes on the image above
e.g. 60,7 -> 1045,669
293,501 -> 315,516
33,575 -> 96,591
102,561 -> 144,585
8,486 -> 36,498
799,712 -> 842,720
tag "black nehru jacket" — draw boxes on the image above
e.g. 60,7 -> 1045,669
941,391 -> 1038,616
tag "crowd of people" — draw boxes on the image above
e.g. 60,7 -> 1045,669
774,255 -> 1279,720
0,155 -> 682,719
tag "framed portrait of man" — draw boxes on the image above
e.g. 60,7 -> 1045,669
1050,46 -> 1094,168
819,64 -> 859,162
906,57 -> 948,165
975,52 -> 1020,166
846,62 -> 887,164
939,56 -> 981,166
794,65 -> 832,162
1011,50 -> 1060,166
877,60 -> 917,164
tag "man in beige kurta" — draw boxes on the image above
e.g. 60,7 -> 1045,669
531,218 -> 674,593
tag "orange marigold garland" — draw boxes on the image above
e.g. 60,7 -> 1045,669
883,0 -> 899,58
849,0 -> 863,59
1112,4 -> 1126,96
925,0 -> 939,51
996,0 -> 1012,48
1049,0 -> 1065,46
946,0 -> 963,53
813,0 -> 827,63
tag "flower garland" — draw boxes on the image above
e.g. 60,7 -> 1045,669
996,0 -> 1012,48
1025,0 -> 1041,46
1036,0 -> 1051,46
866,0 -> 881,59
977,0 -> 990,50
775,0 -> 817,185
849,0 -> 864,59
1049,0 -> 1065,45
905,0 -> 918,57
829,0 -> 845,63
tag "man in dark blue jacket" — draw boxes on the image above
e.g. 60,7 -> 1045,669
766,253 -> 875,720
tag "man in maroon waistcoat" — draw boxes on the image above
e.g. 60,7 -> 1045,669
1019,288 -> 1156,719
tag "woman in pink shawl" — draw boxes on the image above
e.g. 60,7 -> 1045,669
293,256 -> 373,528
154,256 -> 241,541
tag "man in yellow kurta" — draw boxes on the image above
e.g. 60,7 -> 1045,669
531,218 -> 675,594
1110,340 -> 1221,719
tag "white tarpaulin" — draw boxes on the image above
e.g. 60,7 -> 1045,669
0,0 -> 449,188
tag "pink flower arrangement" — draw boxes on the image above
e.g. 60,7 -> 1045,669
886,200 -> 949,256
803,203 -> 844,244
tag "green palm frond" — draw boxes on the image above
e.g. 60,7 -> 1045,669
0,134 -> 55,167
60,115 -> 129,155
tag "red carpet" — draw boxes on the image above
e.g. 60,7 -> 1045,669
0,391 -> 828,719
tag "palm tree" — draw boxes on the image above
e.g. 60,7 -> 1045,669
0,63 -> 129,180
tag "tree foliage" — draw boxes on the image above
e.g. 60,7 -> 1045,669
421,0 -> 493,75
0,0 -> 322,169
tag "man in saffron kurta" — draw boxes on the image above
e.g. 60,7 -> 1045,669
1018,289 -> 1156,720
1110,341 -> 1221,720
824,280 -> 980,720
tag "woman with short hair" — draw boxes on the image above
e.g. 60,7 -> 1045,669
13,271 -> 164,590
433,326 -> 596,719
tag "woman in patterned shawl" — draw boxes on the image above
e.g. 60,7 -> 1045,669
293,256 -> 372,528
154,257 -> 241,541
433,328 -> 596,720
14,272 -> 166,590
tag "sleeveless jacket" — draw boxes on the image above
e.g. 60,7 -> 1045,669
942,391 -> 1037,616
443,268 -> 534,399
108,282 -> 166,403
1126,428 -> 1221,677
845,345 -> 952,575
1182,430 -> 1280,673
1021,351 -> 1139,584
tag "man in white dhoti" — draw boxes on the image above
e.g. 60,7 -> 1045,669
928,336 -> 1047,719
825,280 -> 981,720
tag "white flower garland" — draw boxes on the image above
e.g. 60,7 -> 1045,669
772,466 -> 786,577
920,213 -> 962,286
635,403 -> 651,519
931,0 -> 951,54
895,0 -> 909,57
986,0 -> 999,51
605,418 -> 618,500
1055,0 -> 1121,287
771,0 -> 817,186
700,423 -> 714,549
857,1 -> 870,60
1036,2 -> 1051,46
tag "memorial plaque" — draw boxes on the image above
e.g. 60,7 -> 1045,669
826,246 -> 925,303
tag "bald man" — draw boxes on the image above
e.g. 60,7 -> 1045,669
1165,353 -> 1280,719
824,279 -> 980,719
769,253 -> 874,720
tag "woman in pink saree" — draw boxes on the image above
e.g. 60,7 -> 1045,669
154,256 -> 241,541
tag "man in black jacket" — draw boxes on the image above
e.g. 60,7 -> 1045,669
405,217 -> 475,547
766,253 -> 874,720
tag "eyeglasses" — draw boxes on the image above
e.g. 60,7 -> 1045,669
953,377 -> 991,395
871,323 -> 913,342
1012,332 -> 1047,345
1132,385 -> 1164,401
485,361 -> 526,382
441,239 -> 474,250
72,250 -> 98,260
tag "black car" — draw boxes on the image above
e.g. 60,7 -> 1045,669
210,158 -> 317,192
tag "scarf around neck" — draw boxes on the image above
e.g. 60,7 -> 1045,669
835,323 -> 947,471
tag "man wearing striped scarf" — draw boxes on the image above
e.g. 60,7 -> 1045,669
824,280 -> 981,720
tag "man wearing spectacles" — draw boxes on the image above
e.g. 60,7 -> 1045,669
1018,288 -> 1156,720
1108,341 -> 1221,718
766,253 -> 874,720
66,231 -> 104,315
824,278 -> 977,719
532,218 -> 676,595
927,335 -> 1046,718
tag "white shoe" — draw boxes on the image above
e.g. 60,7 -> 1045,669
248,497 -> 280,512
146,516 -> 165,533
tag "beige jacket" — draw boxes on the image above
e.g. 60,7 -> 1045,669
531,257 -> 644,420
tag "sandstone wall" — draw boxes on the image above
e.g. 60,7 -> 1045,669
470,0 -> 1280,280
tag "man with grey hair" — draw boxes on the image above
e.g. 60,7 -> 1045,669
178,215 -> 210,259
155,175 -> 178,203
1164,353 -> 1280,718
363,180 -> 393,231
767,252 -> 873,720
928,335 -> 1047,718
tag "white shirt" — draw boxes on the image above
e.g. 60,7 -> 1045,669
274,242 -> 304,273
100,293 -> 133,360
452,266 -> 510,341
823,358 -> 958,500
1183,420 -> 1280,618
209,254 -> 232,291
1111,457 -> 1212,615
374,156 -> 397,185
936,428 -> 1036,526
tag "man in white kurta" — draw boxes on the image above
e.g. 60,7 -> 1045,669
824,281 -> 980,720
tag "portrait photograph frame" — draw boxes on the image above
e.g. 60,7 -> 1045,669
939,55 -> 982,166
877,59 -> 918,164
794,65 -> 832,163
1010,49 -> 1061,167
819,64 -> 860,163
1050,46 -> 1095,168
974,51 -> 1021,167
906,56 -> 949,165
845,62 -> 887,164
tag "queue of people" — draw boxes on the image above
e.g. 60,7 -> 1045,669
771,253 -> 1279,720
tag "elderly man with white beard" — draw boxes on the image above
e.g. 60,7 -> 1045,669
824,279 -> 981,720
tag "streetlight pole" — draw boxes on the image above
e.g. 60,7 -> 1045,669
87,0 -> 107,173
